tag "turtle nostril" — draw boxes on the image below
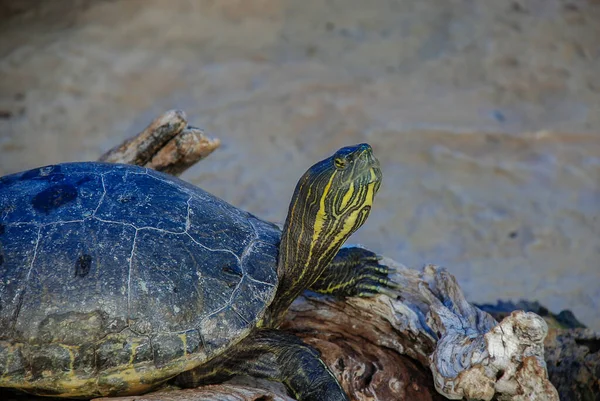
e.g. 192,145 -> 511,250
357,143 -> 372,156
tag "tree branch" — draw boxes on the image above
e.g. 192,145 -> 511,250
98,110 -> 220,175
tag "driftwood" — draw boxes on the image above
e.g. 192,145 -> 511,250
479,301 -> 600,400
285,262 -> 558,401
98,110 -> 221,176
91,110 -> 562,401
93,384 -> 293,401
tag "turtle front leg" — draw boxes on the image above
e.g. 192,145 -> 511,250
310,246 -> 399,298
175,329 -> 349,401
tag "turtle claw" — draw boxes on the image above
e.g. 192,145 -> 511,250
354,273 -> 401,299
357,286 -> 399,299
311,247 -> 401,298
339,247 -> 401,298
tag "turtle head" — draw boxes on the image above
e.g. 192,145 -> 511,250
306,143 -> 382,233
265,144 -> 381,326
285,143 -> 382,262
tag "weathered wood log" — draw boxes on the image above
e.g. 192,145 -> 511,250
94,384 -> 293,401
91,111 -> 561,401
480,301 -> 600,400
285,261 -> 558,401
98,110 -> 220,175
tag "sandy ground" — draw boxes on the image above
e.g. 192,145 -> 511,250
0,0 -> 599,329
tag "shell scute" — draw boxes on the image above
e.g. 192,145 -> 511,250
0,223 -> 38,339
151,331 -> 204,369
96,331 -> 144,372
0,341 -> 26,377
128,229 -> 245,333
243,240 -> 279,284
0,164 -> 104,226
94,170 -> 189,232
12,218 -> 133,343
28,343 -> 74,380
186,196 -> 256,258
230,277 -> 276,327
199,306 -> 250,356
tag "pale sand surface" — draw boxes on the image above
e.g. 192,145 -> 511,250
0,0 -> 598,328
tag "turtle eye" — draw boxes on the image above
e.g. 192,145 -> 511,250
334,157 -> 348,170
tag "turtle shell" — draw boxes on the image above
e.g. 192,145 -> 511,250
0,162 -> 280,397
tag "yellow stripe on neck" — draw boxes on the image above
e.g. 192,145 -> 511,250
339,182 -> 354,211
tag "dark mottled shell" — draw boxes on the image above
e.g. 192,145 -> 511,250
0,163 -> 280,394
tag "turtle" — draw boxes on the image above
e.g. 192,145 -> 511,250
0,143 -> 392,400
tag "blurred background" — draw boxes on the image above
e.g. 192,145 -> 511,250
0,0 -> 598,329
